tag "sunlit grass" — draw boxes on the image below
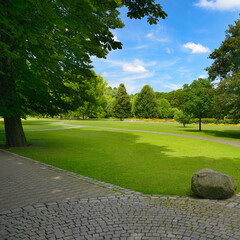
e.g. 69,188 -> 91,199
1,118 -> 239,196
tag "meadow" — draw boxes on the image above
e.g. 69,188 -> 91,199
1,118 -> 240,196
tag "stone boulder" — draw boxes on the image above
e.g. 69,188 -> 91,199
191,168 -> 237,199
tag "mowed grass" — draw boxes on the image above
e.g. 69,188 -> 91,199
1,119 -> 240,196
63,119 -> 240,141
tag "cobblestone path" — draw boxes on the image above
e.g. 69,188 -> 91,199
1,150 -> 240,239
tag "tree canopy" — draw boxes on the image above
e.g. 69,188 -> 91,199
206,17 -> 240,81
0,0 -> 167,147
113,83 -> 131,120
183,78 -> 214,131
133,85 -> 159,118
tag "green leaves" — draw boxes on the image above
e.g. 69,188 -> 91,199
113,83 -> 131,120
207,17 -> 240,80
133,85 -> 159,118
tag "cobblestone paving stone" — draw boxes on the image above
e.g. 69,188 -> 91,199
1,150 -> 240,239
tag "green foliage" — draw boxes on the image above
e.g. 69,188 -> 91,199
158,98 -> 170,118
168,108 -> 179,118
174,110 -> 192,127
133,85 -> 159,118
217,72 -> 240,123
206,17 -> 240,80
0,0 -> 167,146
155,89 -> 184,109
183,78 -> 214,131
112,84 -> 131,120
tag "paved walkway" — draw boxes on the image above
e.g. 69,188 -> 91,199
1,150 -> 240,239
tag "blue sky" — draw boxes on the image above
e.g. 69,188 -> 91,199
92,0 -> 240,94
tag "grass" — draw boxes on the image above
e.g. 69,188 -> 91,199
62,119 -> 240,141
1,118 -> 240,196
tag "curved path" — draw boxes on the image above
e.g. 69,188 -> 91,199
53,122 -> 240,148
1,150 -> 240,239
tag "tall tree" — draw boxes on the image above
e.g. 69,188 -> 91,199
112,84 -> 131,120
214,72 -> 240,123
0,0 -> 167,147
158,98 -> 170,118
183,79 -> 214,131
133,85 -> 159,118
206,16 -> 240,123
206,17 -> 240,81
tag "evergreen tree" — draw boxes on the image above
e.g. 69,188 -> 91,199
112,84 -> 131,120
133,85 -> 159,118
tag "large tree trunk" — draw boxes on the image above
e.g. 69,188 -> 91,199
4,116 -> 27,147
199,117 -> 202,131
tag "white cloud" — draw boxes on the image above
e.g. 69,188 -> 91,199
198,74 -> 207,79
105,59 -> 148,73
123,61 -> 147,73
133,45 -> 149,50
122,72 -> 155,82
146,32 -> 169,43
183,42 -> 210,54
102,72 -> 108,77
195,0 -> 240,10
166,48 -> 173,54
163,82 -> 182,90
113,35 -> 119,42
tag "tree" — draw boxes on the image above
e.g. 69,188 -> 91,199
206,17 -> 240,81
158,98 -> 170,118
183,78 -> 214,131
214,72 -> 240,123
133,85 -> 159,118
174,110 -> 192,127
206,16 -> 240,123
68,73 -> 107,119
112,84 -> 131,120
0,0 -> 167,147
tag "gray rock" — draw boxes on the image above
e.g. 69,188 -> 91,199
191,168 -> 237,199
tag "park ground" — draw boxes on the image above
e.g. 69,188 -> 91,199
0,118 -> 240,196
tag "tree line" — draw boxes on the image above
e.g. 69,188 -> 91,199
1,1 -> 239,146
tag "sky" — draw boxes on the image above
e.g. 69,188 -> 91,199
92,0 -> 240,94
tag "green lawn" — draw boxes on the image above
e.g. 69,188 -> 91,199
62,119 -> 240,141
1,118 -> 240,196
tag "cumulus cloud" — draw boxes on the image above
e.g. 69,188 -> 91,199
123,60 -> 147,73
183,42 -> 210,54
195,0 -> 240,10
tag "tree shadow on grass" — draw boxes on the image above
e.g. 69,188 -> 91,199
183,128 -> 240,140
6,128 -> 240,196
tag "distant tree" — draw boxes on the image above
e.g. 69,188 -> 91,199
134,85 -> 159,118
174,110 -> 192,127
183,78 -> 214,131
105,87 -> 118,98
215,72 -> 240,123
158,98 -> 170,118
112,84 -> 131,120
168,108 -> 179,118
155,89 -> 184,109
